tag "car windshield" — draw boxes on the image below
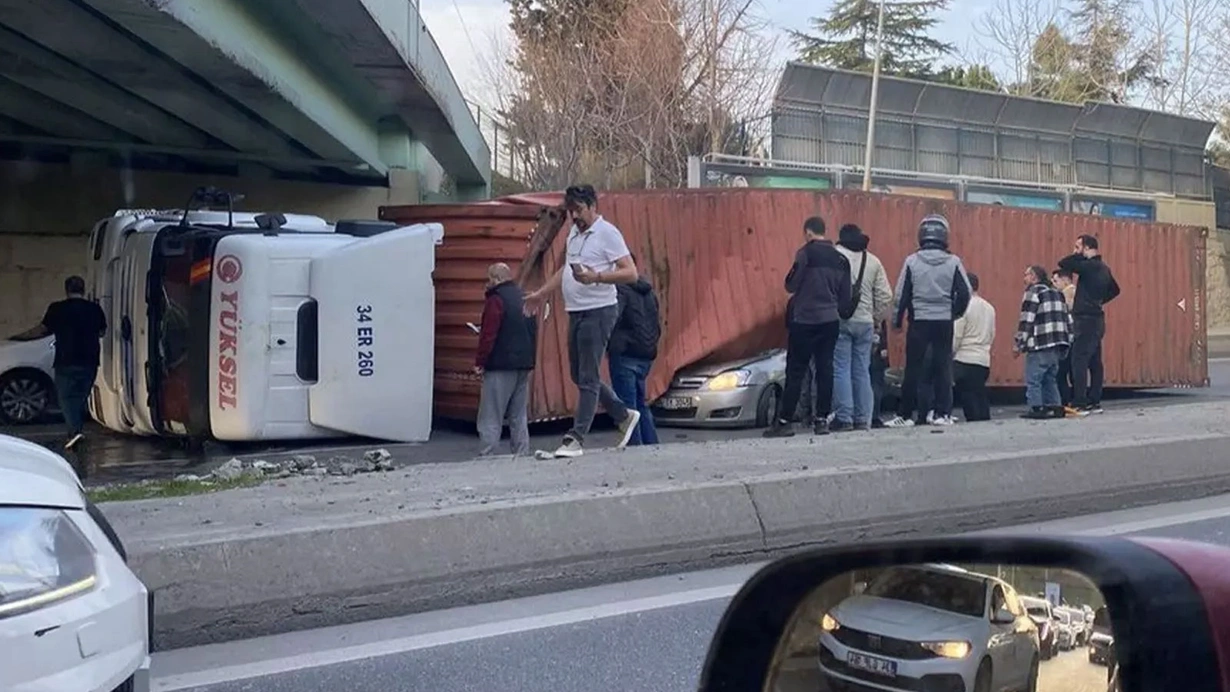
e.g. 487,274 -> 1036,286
863,567 -> 985,617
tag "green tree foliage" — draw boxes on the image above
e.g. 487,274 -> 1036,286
1025,2 -> 1157,105
1067,0 -> 1156,103
933,64 -> 1003,91
792,0 -> 954,78
1028,22 -> 1090,102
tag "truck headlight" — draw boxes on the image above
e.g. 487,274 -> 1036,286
0,508 -> 97,618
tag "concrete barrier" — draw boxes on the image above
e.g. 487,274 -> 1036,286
105,401 -> 1230,649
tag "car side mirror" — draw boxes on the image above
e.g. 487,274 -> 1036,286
993,606 -> 1015,624
696,536 -> 1227,692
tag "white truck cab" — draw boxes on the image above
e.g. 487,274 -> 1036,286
87,208 -> 441,443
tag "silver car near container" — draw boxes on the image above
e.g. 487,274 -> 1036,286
651,350 -> 785,429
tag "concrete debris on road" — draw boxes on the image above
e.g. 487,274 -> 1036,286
202,450 -> 398,482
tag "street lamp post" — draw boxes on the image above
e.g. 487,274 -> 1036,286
861,0 -> 888,192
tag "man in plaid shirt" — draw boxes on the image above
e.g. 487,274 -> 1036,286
1014,265 -> 1073,420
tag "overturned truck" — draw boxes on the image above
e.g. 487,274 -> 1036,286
382,188 -> 1209,423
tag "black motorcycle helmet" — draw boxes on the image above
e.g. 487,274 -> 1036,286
917,214 -> 950,249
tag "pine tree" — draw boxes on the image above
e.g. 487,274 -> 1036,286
792,0 -> 954,79
1068,0 -> 1156,103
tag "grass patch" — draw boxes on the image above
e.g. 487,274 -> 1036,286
87,475 -> 264,503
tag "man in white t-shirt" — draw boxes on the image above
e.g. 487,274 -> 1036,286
525,184 -> 642,457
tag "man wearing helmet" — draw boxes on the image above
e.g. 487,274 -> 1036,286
884,214 -> 973,427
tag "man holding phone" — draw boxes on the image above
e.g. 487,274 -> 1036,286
525,184 -> 641,458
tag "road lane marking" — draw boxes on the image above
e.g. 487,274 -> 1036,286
152,582 -> 742,690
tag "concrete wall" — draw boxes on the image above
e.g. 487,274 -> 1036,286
0,161 -> 421,335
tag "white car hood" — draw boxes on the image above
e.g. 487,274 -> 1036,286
833,595 -> 981,640
0,434 -> 84,508
0,335 -> 55,369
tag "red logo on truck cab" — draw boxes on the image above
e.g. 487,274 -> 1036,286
216,255 -> 243,284
217,290 -> 239,410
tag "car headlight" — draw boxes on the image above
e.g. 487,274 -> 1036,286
706,369 -> 751,391
0,508 -> 97,618
821,613 -> 840,632
921,641 -> 972,659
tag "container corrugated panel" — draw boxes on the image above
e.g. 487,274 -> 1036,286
383,189 -> 1208,422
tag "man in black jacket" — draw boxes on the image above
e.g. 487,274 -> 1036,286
607,255 -> 661,445
474,263 -> 537,456
1058,234 -> 1120,415
766,216 -> 853,438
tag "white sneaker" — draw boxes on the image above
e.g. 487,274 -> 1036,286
553,436 -> 584,458
925,410 -> 936,424
615,409 -> 642,449
931,415 -> 956,426
883,416 -> 915,428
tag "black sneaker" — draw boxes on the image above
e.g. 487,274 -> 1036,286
1021,407 -> 1050,420
1047,406 -> 1067,419
829,419 -> 854,433
763,420 -> 795,438
1084,404 -> 1105,415
871,418 -> 885,429
813,418 -> 830,436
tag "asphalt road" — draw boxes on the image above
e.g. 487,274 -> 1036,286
150,494 -> 1230,692
10,359 -> 1230,485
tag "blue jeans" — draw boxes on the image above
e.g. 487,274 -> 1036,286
54,366 -> 96,436
832,321 -> 875,425
1025,348 -> 1063,408
608,355 -> 659,445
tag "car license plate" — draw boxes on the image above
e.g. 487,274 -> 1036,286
659,396 -> 692,410
847,651 -> 897,677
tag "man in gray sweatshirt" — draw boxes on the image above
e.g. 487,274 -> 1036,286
884,214 -> 972,428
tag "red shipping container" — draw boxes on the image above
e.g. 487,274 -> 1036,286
382,189 -> 1208,422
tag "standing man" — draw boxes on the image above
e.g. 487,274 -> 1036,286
474,263 -> 536,457
951,272 -> 996,422
524,184 -> 641,458
11,276 -> 106,449
765,216 -> 853,438
607,254 -> 661,446
1058,235 -> 1120,415
884,214 -> 972,428
1014,266 -> 1072,420
831,223 -> 893,431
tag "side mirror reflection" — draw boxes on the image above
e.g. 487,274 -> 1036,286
767,563 -> 1114,692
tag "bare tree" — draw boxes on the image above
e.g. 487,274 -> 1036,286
971,0 -> 1065,94
482,0 -> 778,190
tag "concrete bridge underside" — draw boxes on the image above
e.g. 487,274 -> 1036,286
0,0 -> 491,333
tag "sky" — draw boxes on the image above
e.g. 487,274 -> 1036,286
419,0 -> 991,110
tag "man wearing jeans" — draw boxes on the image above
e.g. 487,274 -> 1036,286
525,185 -> 641,458
1058,235 -> 1119,416
764,216 -> 852,438
11,275 -> 106,449
1014,265 -> 1073,419
831,224 -> 892,431
607,254 -> 661,445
